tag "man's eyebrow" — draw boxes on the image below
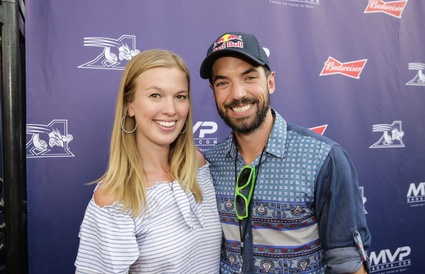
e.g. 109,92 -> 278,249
241,67 -> 259,76
212,75 -> 227,83
212,67 -> 260,83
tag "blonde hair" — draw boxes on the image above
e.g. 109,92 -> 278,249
97,49 -> 201,217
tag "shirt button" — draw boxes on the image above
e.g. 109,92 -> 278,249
245,234 -> 250,239
247,266 -> 251,271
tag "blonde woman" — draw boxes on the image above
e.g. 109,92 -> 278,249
75,49 -> 221,273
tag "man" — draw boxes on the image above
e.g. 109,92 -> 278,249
200,31 -> 371,273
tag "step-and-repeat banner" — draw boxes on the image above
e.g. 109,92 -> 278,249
26,1 -> 424,273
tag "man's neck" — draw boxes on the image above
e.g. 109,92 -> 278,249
234,109 -> 274,165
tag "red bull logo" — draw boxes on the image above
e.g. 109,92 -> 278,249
213,34 -> 244,52
214,34 -> 243,47
364,0 -> 408,18
320,56 -> 367,79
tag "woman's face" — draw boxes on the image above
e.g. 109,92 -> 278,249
127,66 -> 190,149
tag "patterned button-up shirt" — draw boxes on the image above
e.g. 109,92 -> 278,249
206,109 -> 371,273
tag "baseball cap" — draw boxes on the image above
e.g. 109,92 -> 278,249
199,32 -> 270,79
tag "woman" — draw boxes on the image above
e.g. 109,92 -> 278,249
75,49 -> 221,273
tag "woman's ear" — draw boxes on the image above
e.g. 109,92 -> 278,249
127,101 -> 135,117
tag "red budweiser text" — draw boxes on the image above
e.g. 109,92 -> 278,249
364,0 -> 408,18
320,57 -> 367,79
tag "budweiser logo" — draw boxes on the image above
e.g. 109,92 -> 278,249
364,0 -> 408,18
320,57 -> 367,79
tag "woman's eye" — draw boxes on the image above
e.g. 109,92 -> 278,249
149,94 -> 160,98
176,94 -> 187,100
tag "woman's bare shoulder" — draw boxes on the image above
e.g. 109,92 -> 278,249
195,149 -> 207,168
93,183 -> 116,207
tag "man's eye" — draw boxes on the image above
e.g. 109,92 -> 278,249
215,81 -> 227,87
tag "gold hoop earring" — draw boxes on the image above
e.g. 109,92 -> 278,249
120,114 -> 137,134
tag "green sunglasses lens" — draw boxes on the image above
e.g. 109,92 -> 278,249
235,195 -> 247,217
237,167 -> 253,188
235,166 -> 256,220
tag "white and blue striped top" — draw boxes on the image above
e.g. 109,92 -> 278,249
75,164 -> 222,274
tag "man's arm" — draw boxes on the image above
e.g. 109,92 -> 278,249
315,145 -> 371,273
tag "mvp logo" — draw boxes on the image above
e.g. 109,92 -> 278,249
193,121 -> 218,149
407,182 -> 425,197
406,182 -> 425,205
193,121 -> 218,137
369,246 -> 411,272
370,246 -> 410,265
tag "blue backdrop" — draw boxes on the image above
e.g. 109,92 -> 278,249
26,1 -> 425,273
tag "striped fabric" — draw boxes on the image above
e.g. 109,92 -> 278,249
75,164 -> 222,273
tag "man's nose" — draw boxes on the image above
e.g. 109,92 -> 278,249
230,81 -> 246,100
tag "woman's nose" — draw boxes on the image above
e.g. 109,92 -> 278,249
162,98 -> 176,115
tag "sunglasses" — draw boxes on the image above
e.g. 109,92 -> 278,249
234,165 -> 256,220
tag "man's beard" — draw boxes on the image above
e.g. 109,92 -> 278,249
216,92 -> 270,134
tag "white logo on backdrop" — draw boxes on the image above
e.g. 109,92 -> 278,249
78,35 -> 140,70
26,119 -> 74,158
267,0 -> 319,8
370,121 -> 405,148
281,0 -> 319,4
193,121 -> 219,153
369,246 -> 411,273
407,182 -> 425,207
406,62 -> 425,86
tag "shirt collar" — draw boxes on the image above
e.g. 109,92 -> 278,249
267,109 -> 287,159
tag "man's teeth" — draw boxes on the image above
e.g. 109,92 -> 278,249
157,121 -> 176,127
233,104 -> 252,113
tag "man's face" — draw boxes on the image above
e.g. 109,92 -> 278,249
210,56 -> 275,134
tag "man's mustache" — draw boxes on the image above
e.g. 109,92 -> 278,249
224,98 -> 258,109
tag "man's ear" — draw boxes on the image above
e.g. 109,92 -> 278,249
268,71 -> 276,95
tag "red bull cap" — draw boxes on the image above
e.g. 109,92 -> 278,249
200,31 -> 270,79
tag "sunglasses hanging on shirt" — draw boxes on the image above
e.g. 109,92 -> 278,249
234,165 -> 256,220
233,139 -> 267,273
233,139 -> 267,220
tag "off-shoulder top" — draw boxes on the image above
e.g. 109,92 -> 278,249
75,164 -> 221,273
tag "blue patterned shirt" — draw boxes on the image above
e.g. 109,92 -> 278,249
205,109 -> 371,273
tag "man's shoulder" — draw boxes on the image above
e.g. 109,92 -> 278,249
271,109 -> 336,148
286,122 -> 338,147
